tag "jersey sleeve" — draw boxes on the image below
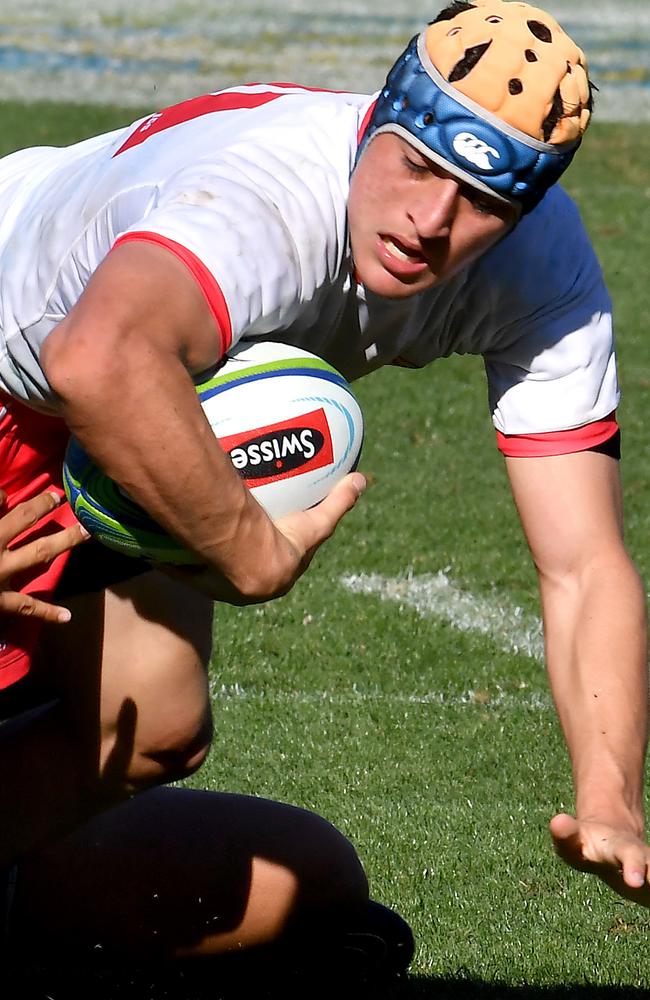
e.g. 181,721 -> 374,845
482,193 -> 620,458
112,151 -> 347,359
494,412 -> 620,457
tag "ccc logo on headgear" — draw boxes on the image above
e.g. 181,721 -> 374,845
452,132 -> 500,171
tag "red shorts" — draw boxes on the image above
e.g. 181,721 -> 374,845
0,393 -> 78,690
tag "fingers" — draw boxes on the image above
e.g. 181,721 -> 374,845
549,812 -> 578,839
0,491 -> 65,548
549,812 -> 580,847
550,812 -> 650,900
166,473 -> 366,606
549,813 -> 588,869
550,811 -> 624,873
0,589 -> 72,623
617,844 -> 648,889
0,491 -> 90,625
306,472 -> 366,538
322,472 -> 367,518
3,520 -> 89,578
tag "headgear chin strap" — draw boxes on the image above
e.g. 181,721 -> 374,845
357,33 -> 582,215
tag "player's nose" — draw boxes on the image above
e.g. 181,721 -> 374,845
409,176 -> 460,239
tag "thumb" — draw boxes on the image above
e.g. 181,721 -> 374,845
320,472 -> 367,517
307,471 -> 366,539
276,472 -> 366,548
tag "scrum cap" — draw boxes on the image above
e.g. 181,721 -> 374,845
358,1 -> 592,214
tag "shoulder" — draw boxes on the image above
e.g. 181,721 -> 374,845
117,88 -> 375,347
129,85 -> 373,251
476,188 -> 618,437
115,85 -> 372,179
474,186 -> 607,320
505,185 -> 598,276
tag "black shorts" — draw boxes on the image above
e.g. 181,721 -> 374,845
55,539 -> 149,599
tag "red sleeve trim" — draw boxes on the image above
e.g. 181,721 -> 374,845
113,232 -> 232,356
113,91 -> 284,156
495,412 -> 619,458
357,99 -> 377,146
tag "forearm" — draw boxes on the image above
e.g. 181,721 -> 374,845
44,332 -> 288,595
541,551 -> 648,830
508,451 -> 650,898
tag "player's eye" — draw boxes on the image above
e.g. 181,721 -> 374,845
472,195 -> 497,215
403,154 -> 429,176
464,188 -> 517,227
461,184 -> 501,216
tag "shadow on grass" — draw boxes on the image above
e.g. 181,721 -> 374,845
13,968 -> 650,1000
403,977 -> 650,999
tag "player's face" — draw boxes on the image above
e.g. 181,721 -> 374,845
348,134 -> 518,298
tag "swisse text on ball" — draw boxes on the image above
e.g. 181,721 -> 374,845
230,427 -> 322,474
220,408 -> 334,486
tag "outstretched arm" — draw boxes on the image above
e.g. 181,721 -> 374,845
41,242 -> 364,605
506,449 -> 650,902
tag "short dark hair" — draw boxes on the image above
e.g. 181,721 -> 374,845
431,1 -> 476,23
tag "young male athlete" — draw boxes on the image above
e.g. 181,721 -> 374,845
1,0 -> 649,977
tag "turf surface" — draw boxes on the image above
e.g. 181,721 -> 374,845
3,102 -> 649,996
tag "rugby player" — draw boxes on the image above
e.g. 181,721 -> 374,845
1,0 -> 648,982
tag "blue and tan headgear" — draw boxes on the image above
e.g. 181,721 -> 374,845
358,0 -> 592,215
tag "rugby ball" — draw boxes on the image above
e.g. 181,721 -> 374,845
62,341 -> 364,564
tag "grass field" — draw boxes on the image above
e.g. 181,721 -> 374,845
4,103 -> 650,996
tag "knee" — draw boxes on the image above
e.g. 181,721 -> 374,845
293,810 -> 369,911
146,715 -> 213,782
101,699 -> 214,796
134,710 -> 214,788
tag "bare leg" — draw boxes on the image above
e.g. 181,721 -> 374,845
38,569 -> 215,793
0,569 -> 214,867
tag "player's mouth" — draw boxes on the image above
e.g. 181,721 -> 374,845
377,235 -> 429,279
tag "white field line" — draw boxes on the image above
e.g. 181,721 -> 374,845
341,571 -> 545,663
210,681 -> 552,712
209,572 -> 549,711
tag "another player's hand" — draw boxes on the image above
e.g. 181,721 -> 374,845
0,489 -> 89,623
550,812 -> 650,906
165,472 -> 366,604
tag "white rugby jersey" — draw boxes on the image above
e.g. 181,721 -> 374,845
0,84 -> 618,456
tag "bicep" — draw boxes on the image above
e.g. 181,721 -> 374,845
42,240 -> 224,388
505,451 -> 625,581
